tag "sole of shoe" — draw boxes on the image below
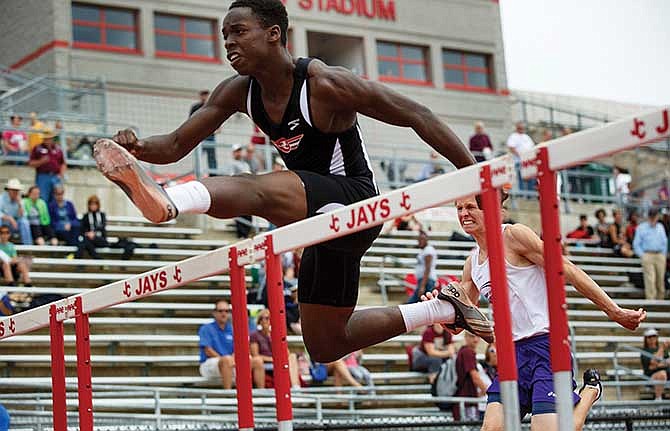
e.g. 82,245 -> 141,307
94,139 -> 176,224
438,292 -> 494,343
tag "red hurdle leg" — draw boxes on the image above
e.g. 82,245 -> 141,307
49,304 -> 67,431
74,297 -> 93,430
229,247 -> 255,431
264,236 -> 293,431
536,147 -> 574,431
480,165 -> 521,431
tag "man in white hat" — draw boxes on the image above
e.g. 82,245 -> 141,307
0,179 -> 33,245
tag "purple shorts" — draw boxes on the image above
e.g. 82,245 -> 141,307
487,333 -> 580,416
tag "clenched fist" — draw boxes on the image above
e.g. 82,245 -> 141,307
112,128 -> 145,157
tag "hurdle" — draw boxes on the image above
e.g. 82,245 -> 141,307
0,106 -> 667,431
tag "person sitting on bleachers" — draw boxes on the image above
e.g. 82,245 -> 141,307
625,210 -> 640,244
593,208 -> 610,247
23,186 -> 58,246
342,350 -> 374,388
75,195 -> 108,259
0,179 -> 33,245
411,323 -> 455,383
640,328 -> 669,401
75,195 -> 137,260
327,357 -> 363,388
608,209 -> 634,257
199,299 -> 265,389
566,214 -> 598,242
250,308 -> 301,388
454,332 -> 489,421
48,185 -> 80,246
0,225 -> 32,287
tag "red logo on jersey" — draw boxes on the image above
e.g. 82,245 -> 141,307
272,134 -> 304,154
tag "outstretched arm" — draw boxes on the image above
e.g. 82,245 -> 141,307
114,76 -> 248,164
506,224 -> 646,331
310,65 -> 476,169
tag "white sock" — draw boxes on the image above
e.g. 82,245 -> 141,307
165,181 -> 212,214
398,299 -> 456,332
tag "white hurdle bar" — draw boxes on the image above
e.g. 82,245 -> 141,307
0,106 -> 666,431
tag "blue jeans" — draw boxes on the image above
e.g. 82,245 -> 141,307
515,162 -> 536,195
0,217 -> 32,245
35,173 -> 61,204
407,277 -> 436,303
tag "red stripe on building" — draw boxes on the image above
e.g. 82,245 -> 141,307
10,40 -> 70,70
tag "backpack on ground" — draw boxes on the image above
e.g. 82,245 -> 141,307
430,357 -> 458,410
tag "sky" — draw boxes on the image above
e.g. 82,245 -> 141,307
498,0 -> 670,106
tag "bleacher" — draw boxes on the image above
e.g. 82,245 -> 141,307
0,216 -> 668,410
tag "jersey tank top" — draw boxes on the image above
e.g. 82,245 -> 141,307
246,57 -> 376,185
469,225 -> 549,341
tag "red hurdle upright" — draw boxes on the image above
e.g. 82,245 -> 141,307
229,246 -> 255,431
480,164 -> 521,431
49,304 -> 67,431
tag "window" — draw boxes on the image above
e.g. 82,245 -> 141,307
377,41 -> 430,86
154,14 -> 219,62
443,50 -> 493,92
72,3 -> 139,54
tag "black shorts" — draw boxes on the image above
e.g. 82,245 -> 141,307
29,224 -> 55,241
294,171 -> 382,307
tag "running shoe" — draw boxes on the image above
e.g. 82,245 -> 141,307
94,139 -> 178,224
437,281 -> 494,343
580,368 -> 602,402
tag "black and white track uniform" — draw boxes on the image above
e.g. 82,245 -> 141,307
247,57 -> 381,307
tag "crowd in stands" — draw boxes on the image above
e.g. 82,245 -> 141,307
566,206 -> 669,300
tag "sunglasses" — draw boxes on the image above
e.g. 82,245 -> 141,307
215,308 -> 231,313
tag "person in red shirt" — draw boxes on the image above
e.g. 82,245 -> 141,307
468,121 -> 493,163
28,131 -> 66,203
1,115 -> 28,157
625,211 -> 639,244
453,331 -> 489,421
411,323 -> 454,382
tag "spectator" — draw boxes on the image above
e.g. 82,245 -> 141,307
625,211 -> 640,244
285,284 -> 302,335
0,225 -> 32,287
190,90 -> 218,172
343,350 -> 374,388
48,185 -> 80,246
477,342 -> 497,420
199,299 -> 265,389
380,158 -> 408,189
417,151 -> 444,182
566,214 -> 598,241
411,323 -> 454,383
506,122 -> 535,192
468,121 -> 493,162
594,208 -> 610,247
633,208 -> 668,300
382,214 -> 422,235
230,144 -> 251,175
28,129 -> 66,203
0,179 -> 32,245
540,128 -> 553,143
640,328 -> 669,401
27,112 -> 46,151
75,195 -> 108,259
453,332 -> 489,422
0,402 -> 8,431
613,166 -> 632,204
407,230 -> 437,303
658,180 -> 670,205
244,142 -> 264,174
249,308 -> 301,388
23,185 -> 57,246
608,209 -> 634,257
230,144 -> 254,238
1,115 -> 28,156
479,342 -> 498,382
327,358 -> 363,388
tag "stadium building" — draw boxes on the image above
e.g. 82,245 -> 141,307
1,0 -> 513,185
